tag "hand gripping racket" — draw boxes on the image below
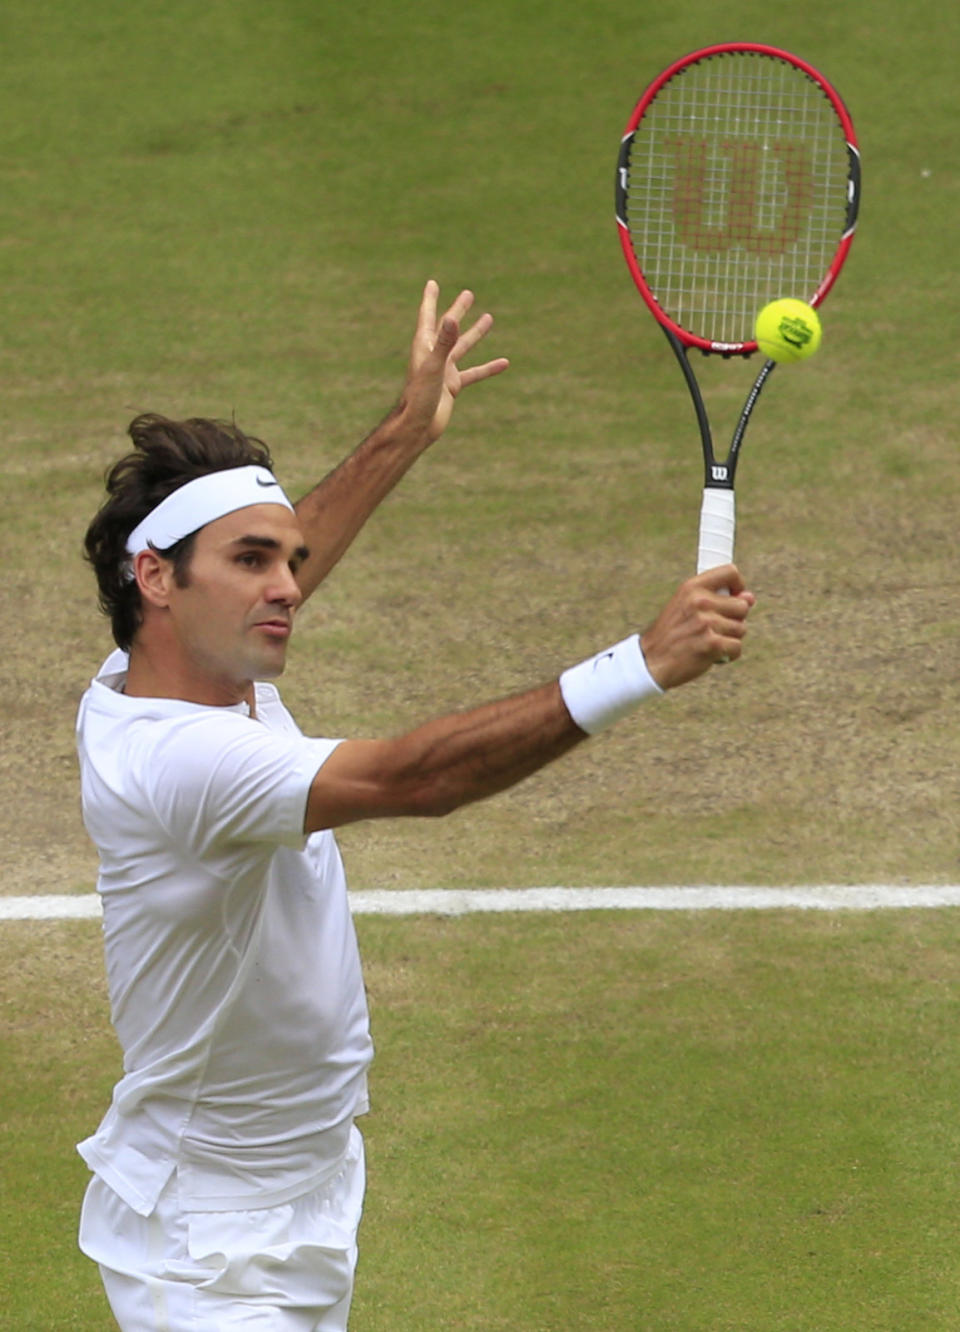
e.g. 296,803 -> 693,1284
615,43 -> 861,574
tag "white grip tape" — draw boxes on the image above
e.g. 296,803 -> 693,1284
559,633 -> 663,736
697,487 -> 735,574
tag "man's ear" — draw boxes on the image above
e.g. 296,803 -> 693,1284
133,550 -> 175,608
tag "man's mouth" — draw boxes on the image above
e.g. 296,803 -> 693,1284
255,620 -> 292,640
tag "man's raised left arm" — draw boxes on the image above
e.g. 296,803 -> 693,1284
293,280 -> 509,601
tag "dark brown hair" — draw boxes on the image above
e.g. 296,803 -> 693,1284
84,414 -> 274,650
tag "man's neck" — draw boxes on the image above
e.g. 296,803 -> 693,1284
124,640 -> 256,712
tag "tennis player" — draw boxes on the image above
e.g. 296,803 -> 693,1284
76,281 -> 755,1331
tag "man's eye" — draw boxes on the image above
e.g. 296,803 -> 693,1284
238,552 -> 262,567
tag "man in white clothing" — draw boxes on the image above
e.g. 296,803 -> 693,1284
77,281 -> 755,1330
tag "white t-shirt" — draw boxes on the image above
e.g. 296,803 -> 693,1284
76,650 -> 373,1215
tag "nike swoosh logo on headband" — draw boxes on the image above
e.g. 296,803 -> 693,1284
256,476 -> 280,488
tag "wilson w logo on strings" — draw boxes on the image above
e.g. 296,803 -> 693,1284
667,137 -> 814,257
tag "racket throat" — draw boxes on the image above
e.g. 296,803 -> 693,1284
662,327 -> 714,463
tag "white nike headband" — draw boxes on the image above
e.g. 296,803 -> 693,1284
125,466 -> 295,567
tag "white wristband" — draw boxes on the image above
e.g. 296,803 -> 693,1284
559,633 -> 663,735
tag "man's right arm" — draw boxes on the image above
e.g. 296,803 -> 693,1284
305,566 -> 755,832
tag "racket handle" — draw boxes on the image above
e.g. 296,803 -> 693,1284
697,486 -> 735,574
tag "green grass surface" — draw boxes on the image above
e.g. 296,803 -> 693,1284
6,911 -> 960,1329
1,0 -> 958,1326
358,909 -> 960,1330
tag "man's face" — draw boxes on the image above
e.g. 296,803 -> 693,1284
163,503 -> 309,697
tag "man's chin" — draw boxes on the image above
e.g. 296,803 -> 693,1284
246,641 -> 290,682
255,656 -> 287,681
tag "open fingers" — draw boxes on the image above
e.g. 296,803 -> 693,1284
411,278 -> 441,357
419,278 -> 439,321
459,356 -> 511,388
416,282 -> 501,367
436,298 -> 509,386
451,308 -> 495,360
442,287 -> 476,326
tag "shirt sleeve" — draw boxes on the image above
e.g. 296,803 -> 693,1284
130,712 -> 340,857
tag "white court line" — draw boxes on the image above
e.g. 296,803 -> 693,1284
3,885 -> 960,921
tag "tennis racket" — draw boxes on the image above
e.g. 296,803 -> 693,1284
615,43 -> 861,575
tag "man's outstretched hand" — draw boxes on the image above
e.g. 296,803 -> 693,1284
399,279 -> 510,444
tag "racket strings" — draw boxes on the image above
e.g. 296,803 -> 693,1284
624,52 -> 851,344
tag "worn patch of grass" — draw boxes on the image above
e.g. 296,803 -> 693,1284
2,0 -> 958,894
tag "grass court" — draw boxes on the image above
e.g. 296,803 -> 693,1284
1,1 -> 958,1326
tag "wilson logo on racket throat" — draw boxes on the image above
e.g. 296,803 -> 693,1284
668,137 -> 814,257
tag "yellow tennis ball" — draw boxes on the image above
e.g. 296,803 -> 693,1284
754,299 -> 822,363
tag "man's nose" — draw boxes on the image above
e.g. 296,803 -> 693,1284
269,565 -> 303,609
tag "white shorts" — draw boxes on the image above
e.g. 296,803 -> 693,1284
78,1126 -> 365,1332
